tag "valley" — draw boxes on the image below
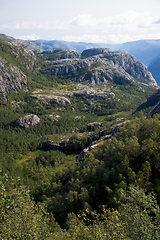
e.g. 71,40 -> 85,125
1,34 -> 160,239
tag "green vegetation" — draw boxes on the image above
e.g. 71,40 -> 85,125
1,37 -> 160,239
1,113 -> 160,239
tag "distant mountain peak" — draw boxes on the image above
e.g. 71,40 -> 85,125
39,47 -> 157,87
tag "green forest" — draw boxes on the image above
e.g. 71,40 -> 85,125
1,37 -> 160,239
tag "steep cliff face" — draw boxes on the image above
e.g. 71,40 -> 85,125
101,50 -> 155,84
0,56 -> 28,97
40,48 -> 157,87
0,40 -> 37,100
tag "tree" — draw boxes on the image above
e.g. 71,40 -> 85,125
65,207 -> 128,239
0,173 -> 51,239
117,185 -> 160,240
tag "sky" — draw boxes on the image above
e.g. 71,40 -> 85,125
0,0 -> 160,44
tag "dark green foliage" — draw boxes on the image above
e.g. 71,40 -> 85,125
26,115 -> 160,228
35,150 -> 66,166
1,36 -> 160,238
117,185 -> 160,239
0,173 -> 51,239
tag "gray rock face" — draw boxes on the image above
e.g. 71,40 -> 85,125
7,42 -> 36,71
102,51 -> 156,85
42,57 -> 93,76
83,68 -> 133,86
15,114 -> 40,128
41,48 -> 157,87
81,48 -> 111,57
38,49 -> 81,60
0,34 -> 44,54
30,94 -> 71,106
0,40 -> 37,100
0,56 -> 28,97
13,39 -> 44,54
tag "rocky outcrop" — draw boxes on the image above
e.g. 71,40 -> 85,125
0,40 -> 37,100
43,120 -> 128,155
0,56 -> 28,98
13,39 -> 44,54
15,114 -> 40,128
87,122 -> 103,131
0,34 -> 44,54
6,42 -> 36,71
30,94 -> 71,106
40,48 -> 157,87
77,120 -> 131,160
82,68 -> 134,86
41,57 -> 93,75
82,48 -> 111,57
38,49 -> 81,60
101,50 -> 156,86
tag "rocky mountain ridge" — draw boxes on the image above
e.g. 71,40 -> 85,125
0,34 -> 158,110
0,34 -> 43,53
29,37 -> 160,85
40,48 -> 157,87
29,38 -> 160,66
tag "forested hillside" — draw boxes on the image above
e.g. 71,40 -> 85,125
0,35 -> 160,239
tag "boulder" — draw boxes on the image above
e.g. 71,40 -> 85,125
15,114 -> 40,128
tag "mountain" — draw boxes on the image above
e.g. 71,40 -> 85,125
1,33 -> 160,72
120,39 -> 160,67
40,48 -> 156,87
0,33 -> 43,53
148,55 -> 160,86
1,34 -> 160,238
0,34 -> 157,103
29,38 -> 160,85
30,39 -> 118,53
29,38 -> 160,66
0,39 -> 36,103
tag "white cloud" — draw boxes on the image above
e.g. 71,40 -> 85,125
68,11 -> 159,30
1,20 -> 67,31
2,10 -> 159,31
1,10 -> 160,43
62,32 -> 160,44
62,34 -> 134,44
155,19 -> 160,24
16,34 -> 40,40
70,14 -> 97,27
